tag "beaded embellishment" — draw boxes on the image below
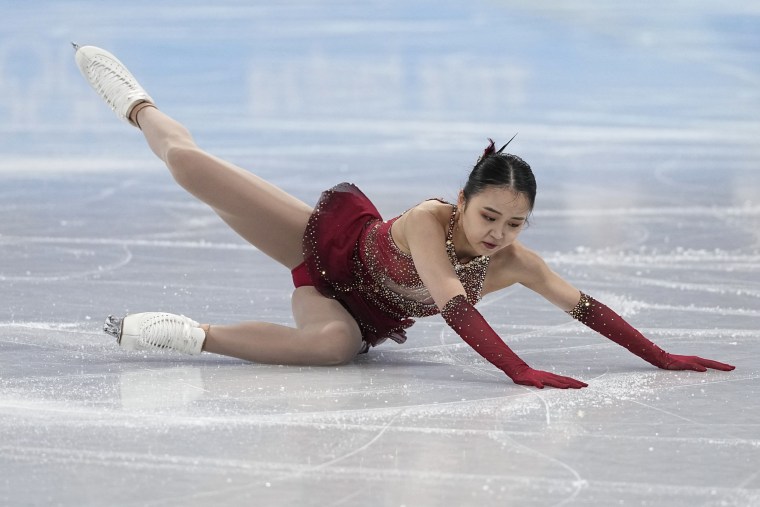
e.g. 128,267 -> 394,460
359,205 -> 490,320
444,207 -> 489,297
567,292 -> 592,320
302,184 -> 492,346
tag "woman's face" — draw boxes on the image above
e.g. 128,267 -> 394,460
457,186 -> 531,257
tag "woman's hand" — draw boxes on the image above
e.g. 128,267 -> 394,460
662,354 -> 735,372
509,365 -> 588,389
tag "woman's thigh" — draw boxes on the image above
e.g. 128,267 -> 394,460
138,107 -> 312,269
291,287 -> 365,361
169,147 -> 313,268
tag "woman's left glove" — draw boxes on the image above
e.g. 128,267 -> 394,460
661,354 -> 735,372
568,293 -> 735,372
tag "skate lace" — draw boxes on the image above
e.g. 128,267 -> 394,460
140,314 -> 191,350
87,54 -> 140,112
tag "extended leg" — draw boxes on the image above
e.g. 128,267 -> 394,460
74,44 -> 311,269
76,45 -> 360,364
135,107 -> 312,268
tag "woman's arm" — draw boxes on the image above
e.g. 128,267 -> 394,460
399,207 -> 587,388
395,206 -> 466,310
519,248 -> 735,372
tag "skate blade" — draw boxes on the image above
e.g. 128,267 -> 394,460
103,315 -> 123,343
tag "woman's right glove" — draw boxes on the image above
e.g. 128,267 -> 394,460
441,294 -> 587,389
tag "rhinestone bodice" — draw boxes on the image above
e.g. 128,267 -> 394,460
301,183 -> 490,347
356,204 -> 490,326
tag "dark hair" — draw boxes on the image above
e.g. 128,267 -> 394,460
462,137 -> 536,211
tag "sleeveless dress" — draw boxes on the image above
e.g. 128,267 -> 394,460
292,182 -> 490,350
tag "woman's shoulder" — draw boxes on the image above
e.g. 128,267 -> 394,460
493,242 -> 546,270
391,200 -> 452,253
398,199 -> 453,226
409,197 -> 454,214
485,242 -> 548,290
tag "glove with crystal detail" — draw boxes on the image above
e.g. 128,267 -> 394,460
568,293 -> 735,372
442,294 -> 587,389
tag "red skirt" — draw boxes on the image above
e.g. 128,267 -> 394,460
292,183 -> 413,346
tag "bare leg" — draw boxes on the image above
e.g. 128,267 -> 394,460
77,48 -> 363,366
128,108 -> 366,366
134,106 -> 312,268
202,287 -> 364,366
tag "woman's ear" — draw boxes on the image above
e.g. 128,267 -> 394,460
457,190 -> 465,209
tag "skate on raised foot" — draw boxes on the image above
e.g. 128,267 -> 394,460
104,312 -> 205,355
72,42 -> 154,127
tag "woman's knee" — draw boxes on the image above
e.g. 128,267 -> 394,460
309,322 -> 362,366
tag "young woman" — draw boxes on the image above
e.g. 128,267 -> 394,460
74,44 -> 735,389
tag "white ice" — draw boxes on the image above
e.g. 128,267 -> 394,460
1,1 -> 759,506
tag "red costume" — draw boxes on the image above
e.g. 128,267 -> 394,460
291,183 -> 733,387
292,182 -> 488,348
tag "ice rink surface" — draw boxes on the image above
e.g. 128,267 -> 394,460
1,1 -> 759,506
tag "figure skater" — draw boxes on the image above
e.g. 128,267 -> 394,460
73,44 -> 735,389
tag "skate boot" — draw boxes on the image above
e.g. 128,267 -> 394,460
104,313 -> 205,355
72,43 -> 154,126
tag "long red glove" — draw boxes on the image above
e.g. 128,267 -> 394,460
568,293 -> 735,371
441,294 -> 587,389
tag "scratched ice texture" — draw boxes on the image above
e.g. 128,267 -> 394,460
1,1 -> 759,506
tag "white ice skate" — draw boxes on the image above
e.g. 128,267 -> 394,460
104,313 -> 205,355
72,42 -> 154,126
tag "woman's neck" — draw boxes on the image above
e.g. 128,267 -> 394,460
451,212 -> 479,262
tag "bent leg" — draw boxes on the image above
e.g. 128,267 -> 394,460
202,287 -> 364,366
136,106 -> 312,268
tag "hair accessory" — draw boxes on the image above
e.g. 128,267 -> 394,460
477,133 -> 518,164
497,133 -> 518,154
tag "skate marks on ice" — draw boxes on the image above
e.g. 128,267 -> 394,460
2,0 -> 760,505
1,345 -> 756,507
1,173 -> 758,506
